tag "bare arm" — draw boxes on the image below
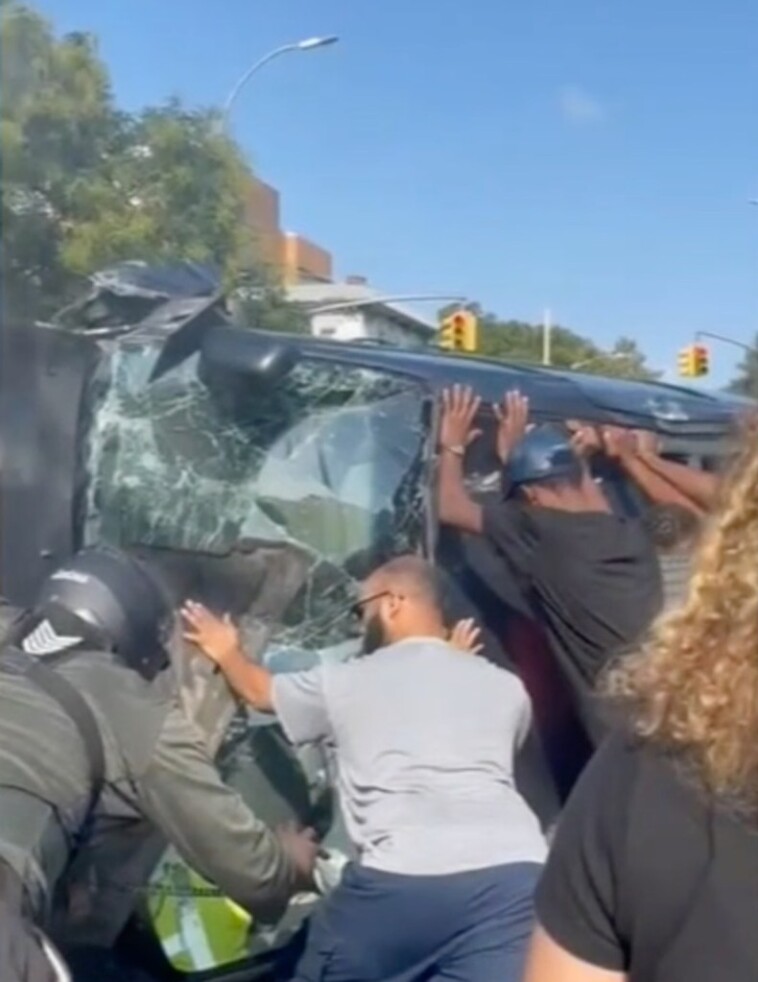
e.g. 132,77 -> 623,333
639,453 -> 719,510
437,386 -> 484,534
438,447 -> 483,533
617,453 -> 706,515
601,426 -> 708,514
523,927 -> 626,982
215,646 -> 274,712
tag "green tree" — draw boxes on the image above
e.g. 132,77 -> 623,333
62,102 -> 253,283
727,334 -> 758,397
1,2 -> 118,317
441,304 -> 659,380
1,2 -> 272,323
231,266 -> 310,335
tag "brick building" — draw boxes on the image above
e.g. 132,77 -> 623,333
243,176 -> 332,285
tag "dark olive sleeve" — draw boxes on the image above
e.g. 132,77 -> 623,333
536,735 -> 637,972
137,704 -> 297,922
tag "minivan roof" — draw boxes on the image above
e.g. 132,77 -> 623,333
249,332 -> 737,436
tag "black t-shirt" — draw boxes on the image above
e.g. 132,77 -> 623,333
472,503 -> 662,742
537,735 -> 758,981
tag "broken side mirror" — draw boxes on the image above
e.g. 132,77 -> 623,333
200,325 -> 299,385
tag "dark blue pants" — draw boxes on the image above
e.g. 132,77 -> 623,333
293,861 -> 541,982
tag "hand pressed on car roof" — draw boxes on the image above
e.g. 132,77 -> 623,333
600,425 -> 639,460
439,385 -> 482,451
566,421 -> 602,459
494,390 -> 531,464
439,385 -> 532,465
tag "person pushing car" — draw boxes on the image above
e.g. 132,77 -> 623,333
0,546 -> 316,982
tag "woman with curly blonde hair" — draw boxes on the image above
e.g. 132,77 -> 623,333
523,437 -> 758,982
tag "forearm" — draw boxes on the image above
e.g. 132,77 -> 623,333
437,450 -> 483,533
618,454 -> 706,514
219,648 -> 274,712
140,708 -> 296,921
639,454 -> 718,510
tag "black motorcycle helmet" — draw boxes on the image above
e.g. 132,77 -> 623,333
32,547 -> 175,678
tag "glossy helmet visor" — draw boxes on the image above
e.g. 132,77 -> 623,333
34,547 -> 174,678
502,426 -> 582,498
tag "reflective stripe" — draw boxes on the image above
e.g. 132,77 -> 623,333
178,899 -> 215,971
148,848 -> 253,971
38,933 -> 72,982
161,934 -> 184,960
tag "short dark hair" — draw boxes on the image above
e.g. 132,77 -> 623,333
643,504 -> 700,551
369,555 -> 445,610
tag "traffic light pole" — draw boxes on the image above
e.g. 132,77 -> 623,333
695,331 -> 756,354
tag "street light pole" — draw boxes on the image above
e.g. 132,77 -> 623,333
222,36 -> 339,128
542,308 -> 552,366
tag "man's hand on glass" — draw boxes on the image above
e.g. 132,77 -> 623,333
182,601 -> 242,671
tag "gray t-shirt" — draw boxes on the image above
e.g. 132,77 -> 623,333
272,638 -> 547,876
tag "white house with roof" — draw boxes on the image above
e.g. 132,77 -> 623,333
286,279 -> 438,349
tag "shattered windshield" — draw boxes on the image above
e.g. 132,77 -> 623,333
82,346 -> 430,653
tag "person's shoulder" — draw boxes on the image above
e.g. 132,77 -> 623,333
466,651 -> 527,688
590,730 -> 648,772
576,732 -> 686,813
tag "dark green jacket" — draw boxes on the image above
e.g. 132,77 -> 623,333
0,643 -> 298,947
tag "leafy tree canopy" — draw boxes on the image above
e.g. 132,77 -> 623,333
440,303 -> 659,380
0,1 -> 283,323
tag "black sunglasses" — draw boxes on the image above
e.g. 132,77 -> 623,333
349,591 -> 391,620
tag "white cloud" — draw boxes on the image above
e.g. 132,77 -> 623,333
559,86 -> 606,125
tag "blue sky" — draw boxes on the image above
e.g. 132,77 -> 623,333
35,0 -> 758,385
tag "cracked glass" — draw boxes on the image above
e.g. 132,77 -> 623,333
78,343 -> 431,961
83,346 -> 429,650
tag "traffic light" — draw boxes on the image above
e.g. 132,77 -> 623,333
677,344 -> 709,378
693,344 -> 709,377
439,310 -> 478,353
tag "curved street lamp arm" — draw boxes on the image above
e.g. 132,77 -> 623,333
222,44 -> 299,123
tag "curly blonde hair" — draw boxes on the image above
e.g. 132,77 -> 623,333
605,439 -> 758,804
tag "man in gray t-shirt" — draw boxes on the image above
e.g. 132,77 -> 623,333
184,556 -> 545,982
272,636 -> 545,879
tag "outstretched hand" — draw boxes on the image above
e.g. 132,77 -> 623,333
449,618 -> 484,655
440,385 -> 482,451
494,390 -> 531,464
181,601 -> 241,670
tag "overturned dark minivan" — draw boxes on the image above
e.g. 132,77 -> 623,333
0,266 -> 744,980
